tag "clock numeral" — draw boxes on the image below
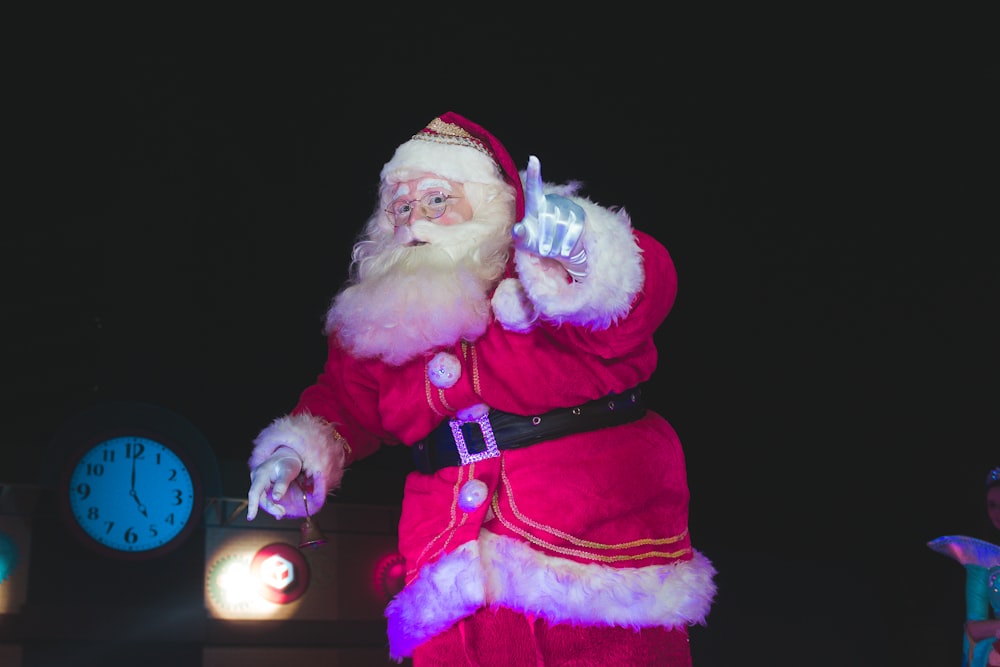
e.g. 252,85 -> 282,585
86,506 -> 100,520
165,513 -> 175,526
101,448 -> 115,462
171,489 -> 184,505
123,527 -> 139,544
75,482 -> 92,500
168,468 -> 177,481
85,462 -> 106,477
103,520 -> 115,535
126,440 -> 146,460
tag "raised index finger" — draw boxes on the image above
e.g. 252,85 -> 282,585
524,155 -> 545,220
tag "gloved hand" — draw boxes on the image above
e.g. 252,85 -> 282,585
512,155 -> 588,280
247,446 -> 302,520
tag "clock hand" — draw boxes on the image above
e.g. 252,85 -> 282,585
129,455 -> 148,516
129,488 -> 148,516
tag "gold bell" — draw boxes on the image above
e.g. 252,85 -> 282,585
297,475 -> 328,550
299,512 -> 327,549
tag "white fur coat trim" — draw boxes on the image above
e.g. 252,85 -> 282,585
511,193 -> 644,330
385,540 -> 486,660
490,276 -> 537,332
249,412 -> 346,517
385,530 -> 717,660
381,137 -> 502,189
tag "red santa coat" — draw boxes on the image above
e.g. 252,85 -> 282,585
249,197 -> 716,660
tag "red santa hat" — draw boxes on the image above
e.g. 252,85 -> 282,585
380,111 -> 525,220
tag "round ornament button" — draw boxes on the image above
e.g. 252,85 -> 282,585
427,352 -> 461,388
458,479 -> 489,511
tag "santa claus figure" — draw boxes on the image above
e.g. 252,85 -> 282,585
247,112 -> 716,665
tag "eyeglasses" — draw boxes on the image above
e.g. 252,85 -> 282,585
385,192 -> 460,227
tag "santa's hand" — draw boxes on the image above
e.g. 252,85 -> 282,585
512,155 -> 588,280
247,446 -> 302,521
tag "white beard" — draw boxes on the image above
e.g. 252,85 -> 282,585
325,192 -> 513,366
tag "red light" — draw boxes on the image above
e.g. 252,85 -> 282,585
373,552 -> 406,601
250,542 -> 310,604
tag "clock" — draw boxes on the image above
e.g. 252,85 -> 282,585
53,401 -> 219,561
65,432 -> 200,557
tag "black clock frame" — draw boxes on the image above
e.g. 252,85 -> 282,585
50,401 -> 220,561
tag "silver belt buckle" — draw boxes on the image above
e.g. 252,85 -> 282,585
449,413 -> 501,466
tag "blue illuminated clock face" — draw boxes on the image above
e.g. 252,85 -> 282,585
67,435 -> 198,556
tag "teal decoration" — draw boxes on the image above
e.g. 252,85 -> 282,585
0,532 -> 18,585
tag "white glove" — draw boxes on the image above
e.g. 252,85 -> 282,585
512,155 -> 588,281
247,446 -> 302,520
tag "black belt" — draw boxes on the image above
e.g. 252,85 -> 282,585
414,386 -> 646,474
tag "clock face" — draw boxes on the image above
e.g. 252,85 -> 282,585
66,434 -> 200,558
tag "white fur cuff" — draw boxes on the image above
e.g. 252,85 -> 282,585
514,199 -> 643,329
249,412 -> 347,517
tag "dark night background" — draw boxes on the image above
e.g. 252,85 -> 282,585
4,14 -> 997,667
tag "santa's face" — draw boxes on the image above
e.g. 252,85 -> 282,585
325,174 -> 516,366
378,175 -> 508,265
387,176 -> 474,231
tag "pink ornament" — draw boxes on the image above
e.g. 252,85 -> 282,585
427,352 -> 461,388
456,402 -> 489,421
458,479 -> 489,511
